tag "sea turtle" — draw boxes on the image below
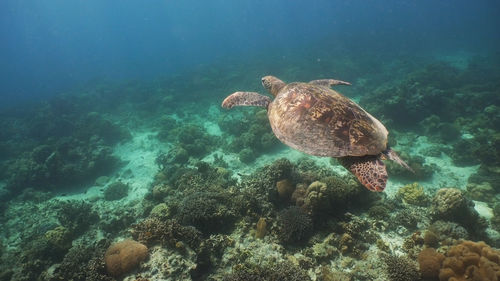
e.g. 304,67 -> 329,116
221,76 -> 411,192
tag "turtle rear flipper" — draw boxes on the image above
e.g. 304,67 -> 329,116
309,79 -> 351,88
338,155 -> 388,192
222,92 -> 271,109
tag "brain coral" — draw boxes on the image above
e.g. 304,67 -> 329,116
104,240 -> 148,277
438,240 -> 500,281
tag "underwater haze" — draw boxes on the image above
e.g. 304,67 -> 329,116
1,0 -> 499,105
1,1 -> 500,281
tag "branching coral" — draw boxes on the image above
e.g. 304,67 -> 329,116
277,206 -> 313,245
55,200 -> 99,236
222,261 -> 311,281
161,124 -> 219,158
131,217 -> 202,249
50,240 -> 113,281
177,191 -> 238,234
383,254 -> 421,281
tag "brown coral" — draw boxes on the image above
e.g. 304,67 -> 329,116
438,240 -> 500,281
104,240 -> 148,277
276,179 -> 295,200
255,217 -> 267,239
418,247 -> 444,279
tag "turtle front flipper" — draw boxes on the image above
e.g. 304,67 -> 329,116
309,79 -> 351,88
338,155 -> 388,192
222,92 -> 271,109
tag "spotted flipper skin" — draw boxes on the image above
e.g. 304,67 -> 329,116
222,92 -> 271,109
308,79 -> 351,88
338,155 -> 388,192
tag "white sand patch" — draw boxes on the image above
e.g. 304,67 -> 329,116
58,130 -> 165,203
203,120 -> 222,136
391,134 -> 479,195
434,50 -> 475,71
378,232 -> 407,256
112,130 -> 166,202
474,201 -> 494,220
204,146 -> 349,182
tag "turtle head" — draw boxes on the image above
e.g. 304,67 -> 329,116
262,76 -> 285,97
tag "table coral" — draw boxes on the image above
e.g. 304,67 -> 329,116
438,240 -> 500,281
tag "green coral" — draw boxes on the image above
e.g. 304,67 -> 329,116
44,226 -> 73,250
150,203 -> 170,218
222,261 -> 311,281
131,217 -> 201,249
55,200 -> 99,235
383,254 -> 421,281
177,191 -> 239,234
277,206 -> 313,245
367,204 -> 390,220
396,182 -> 430,206
103,181 -> 129,201
430,188 -> 487,238
238,148 -> 255,163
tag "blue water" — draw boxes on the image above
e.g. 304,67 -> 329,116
1,0 -> 499,106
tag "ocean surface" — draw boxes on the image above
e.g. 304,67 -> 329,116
0,1 -> 499,280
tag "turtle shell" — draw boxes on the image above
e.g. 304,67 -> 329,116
267,82 -> 388,157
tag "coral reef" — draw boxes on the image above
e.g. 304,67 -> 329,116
418,247 -> 444,279
1,50 -> 499,281
337,213 -> 380,257
383,254 -> 421,281
44,226 -> 72,250
428,220 -> 469,243
103,181 -> 129,201
131,217 -> 202,249
276,179 -> 295,200
104,239 -> 148,277
48,240 -> 113,281
159,123 -> 219,158
465,181 -> 495,203
221,261 -> 311,281
219,108 -> 280,160
438,240 -> 500,281
424,230 -> 440,248
430,188 -> 487,237
177,191 -> 239,235
55,200 -> 99,236
0,105 -> 128,197
238,148 -> 255,163
277,206 -> 313,245
396,182 -> 431,206
255,217 -> 267,239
